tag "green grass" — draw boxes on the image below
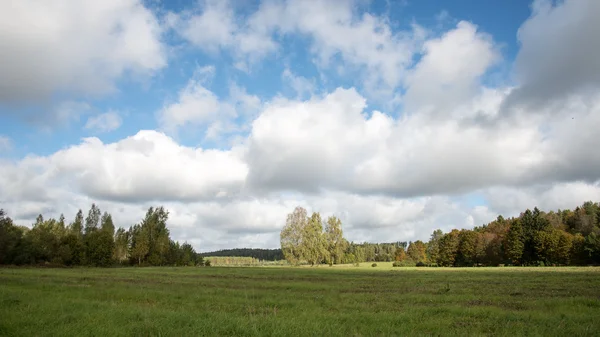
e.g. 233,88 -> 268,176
1,266 -> 599,336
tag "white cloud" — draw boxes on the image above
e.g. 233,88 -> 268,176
282,68 -> 316,99
85,111 -> 123,133
0,130 -> 248,204
245,86 -> 561,197
172,0 -> 427,97
2,0 -> 600,252
505,0 -> 600,109
0,0 -> 166,103
158,73 -> 226,132
403,21 -> 499,115
270,0 -> 427,92
170,0 -> 277,70
484,182 -> 600,219
158,67 -> 261,142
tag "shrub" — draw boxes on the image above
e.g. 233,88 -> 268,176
416,261 -> 426,267
371,263 -> 377,267
392,261 -> 401,267
204,260 -> 211,267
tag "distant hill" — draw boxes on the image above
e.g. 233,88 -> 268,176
199,248 -> 284,261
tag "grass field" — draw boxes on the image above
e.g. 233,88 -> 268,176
1,265 -> 599,336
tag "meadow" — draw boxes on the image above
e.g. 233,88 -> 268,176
1,264 -> 599,336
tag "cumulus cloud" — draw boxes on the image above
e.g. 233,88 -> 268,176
262,0 -> 426,92
158,67 -> 225,132
483,182 -> 600,219
157,67 -> 261,142
85,111 -> 123,133
245,86 -> 558,197
403,21 -> 500,115
172,0 -> 426,95
0,131 -> 248,204
169,0 -> 277,70
2,0 -> 600,252
0,0 -> 166,104
504,0 -> 600,110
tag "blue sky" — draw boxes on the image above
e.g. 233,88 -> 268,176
0,0 -> 599,251
0,0 -> 532,157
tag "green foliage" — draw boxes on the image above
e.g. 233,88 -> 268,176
426,202 -> 600,267
204,256 -> 266,266
280,206 -> 307,265
0,204 -> 202,267
199,248 -> 283,261
0,210 -> 23,264
505,219 -> 525,265
437,230 -> 460,266
584,231 -> 600,262
84,203 -> 101,234
371,263 -> 377,267
70,210 -> 84,238
280,207 -> 348,266
303,212 -> 327,266
407,240 -> 427,263
394,246 -> 407,261
426,229 -> 443,262
324,216 -> 346,265
456,230 -> 478,266
84,229 -> 114,267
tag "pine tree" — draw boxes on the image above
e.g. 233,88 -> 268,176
505,219 -> 524,265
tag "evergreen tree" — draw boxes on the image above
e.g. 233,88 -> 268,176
505,219 -> 525,265
407,240 -> 428,263
426,229 -> 443,263
70,209 -> 84,238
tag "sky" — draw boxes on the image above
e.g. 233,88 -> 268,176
1,0 -> 600,252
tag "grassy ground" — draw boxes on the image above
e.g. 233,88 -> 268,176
1,266 -> 599,336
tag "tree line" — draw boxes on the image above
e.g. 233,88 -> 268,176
280,202 -> 600,266
0,204 -> 207,267
199,248 -> 284,261
3,201 -> 599,268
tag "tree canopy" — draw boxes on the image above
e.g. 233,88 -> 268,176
0,204 -> 204,267
279,202 -> 600,267
2,200 -> 600,268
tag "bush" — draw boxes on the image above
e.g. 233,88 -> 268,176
416,261 -> 426,267
371,263 -> 377,267
204,260 -> 211,267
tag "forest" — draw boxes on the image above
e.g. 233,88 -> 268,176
1,201 -> 600,267
0,205 -> 205,267
200,248 -> 284,261
280,201 -> 600,267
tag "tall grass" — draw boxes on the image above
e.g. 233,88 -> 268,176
1,266 -> 599,336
